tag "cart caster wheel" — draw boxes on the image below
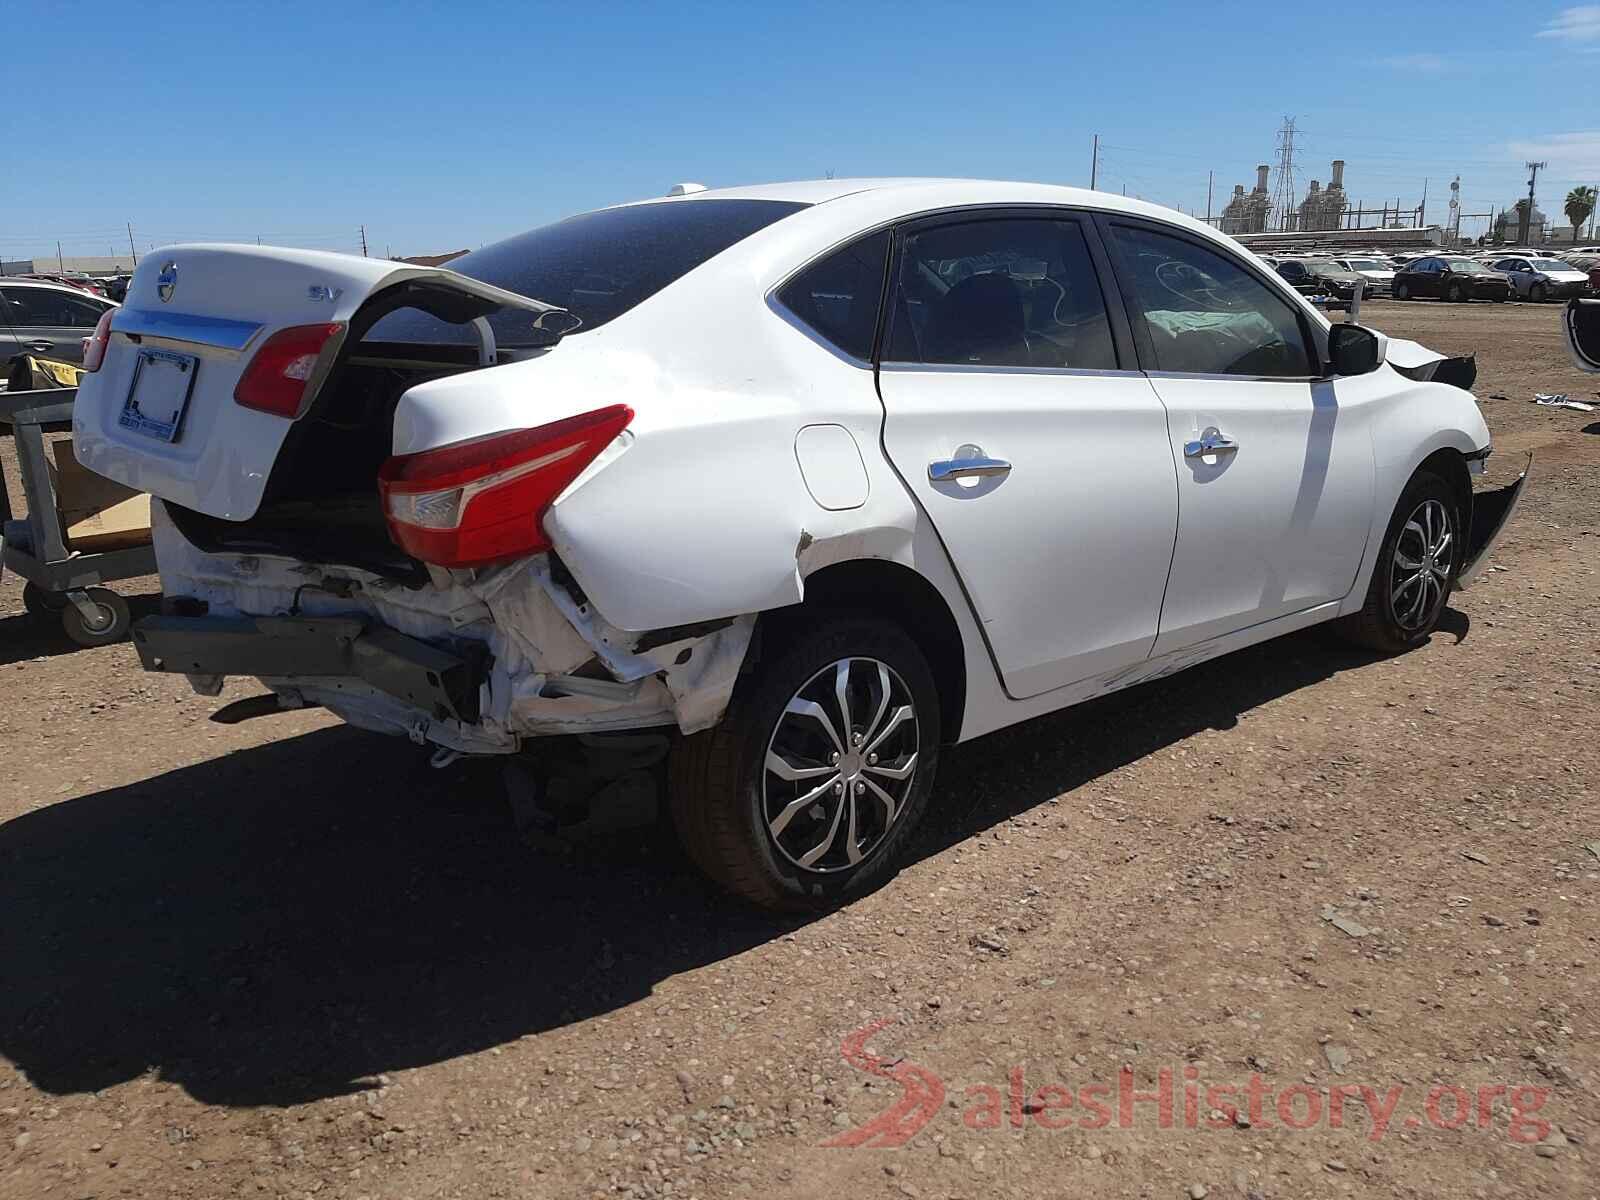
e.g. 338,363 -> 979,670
61,588 -> 131,647
22,582 -> 69,618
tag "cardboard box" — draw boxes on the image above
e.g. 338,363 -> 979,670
50,442 -> 152,552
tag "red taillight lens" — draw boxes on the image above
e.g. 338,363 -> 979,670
233,322 -> 345,417
378,404 -> 634,568
82,308 -> 115,372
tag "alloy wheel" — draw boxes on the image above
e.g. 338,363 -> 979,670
762,657 -> 920,873
1390,498 -> 1454,632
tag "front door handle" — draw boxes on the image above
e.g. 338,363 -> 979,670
1183,428 -> 1239,458
929,451 -> 1012,482
25,341 -> 53,353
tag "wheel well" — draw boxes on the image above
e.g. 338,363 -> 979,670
763,559 -> 968,742
1417,447 -> 1472,532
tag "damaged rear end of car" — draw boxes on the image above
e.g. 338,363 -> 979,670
73,243 -> 758,759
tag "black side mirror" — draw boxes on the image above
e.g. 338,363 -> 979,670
1565,298 -> 1600,372
1327,323 -> 1382,376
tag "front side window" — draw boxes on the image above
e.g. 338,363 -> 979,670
1,287 -> 106,328
885,217 -> 1117,369
776,230 -> 889,362
1107,224 -> 1313,378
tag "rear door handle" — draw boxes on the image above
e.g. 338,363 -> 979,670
1183,428 -> 1239,458
25,341 -> 53,353
929,453 -> 1012,482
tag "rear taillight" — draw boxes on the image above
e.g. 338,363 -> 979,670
82,308 -> 115,372
378,404 -> 634,568
233,322 -> 345,417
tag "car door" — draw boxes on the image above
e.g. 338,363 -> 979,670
1098,217 -> 1375,654
0,285 -> 106,366
874,211 -> 1179,699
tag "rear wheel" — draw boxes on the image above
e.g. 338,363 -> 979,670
1336,470 -> 1460,653
670,615 -> 940,911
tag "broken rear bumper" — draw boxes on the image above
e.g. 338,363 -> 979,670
1456,453 -> 1533,589
132,614 -> 489,723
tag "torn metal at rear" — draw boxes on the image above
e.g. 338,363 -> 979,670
144,504 -> 755,753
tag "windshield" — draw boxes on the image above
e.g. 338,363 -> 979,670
369,198 -> 808,347
1345,259 -> 1388,270
1443,259 -> 1491,275
1528,259 -> 1575,272
1310,263 -> 1355,277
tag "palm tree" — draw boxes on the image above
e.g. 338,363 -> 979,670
1566,186 -> 1597,242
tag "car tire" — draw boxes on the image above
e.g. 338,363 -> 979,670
1447,282 -> 1466,302
669,614 -> 941,911
1394,281 -> 1411,300
1334,469 -> 1461,654
1529,282 -> 1547,303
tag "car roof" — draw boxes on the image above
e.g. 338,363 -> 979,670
0,277 -> 110,297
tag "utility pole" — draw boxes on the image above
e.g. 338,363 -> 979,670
1419,177 -> 1428,228
126,222 -> 138,265
1089,135 -> 1098,190
57,241 -> 64,272
359,225 -> 369,257
1521,160 -> 1547,244
1206,170 -> 1213,223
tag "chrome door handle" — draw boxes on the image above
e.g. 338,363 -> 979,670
928,454 -> 1012,482
1183,428 -> 1239,458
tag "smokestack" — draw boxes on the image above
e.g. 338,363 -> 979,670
1255,164 -> 1270,191
1330,159 -> 1345,189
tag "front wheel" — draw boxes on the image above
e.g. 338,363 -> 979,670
1529,282 -> 1547,303
1394,281 -> 1411,300
670,616 -> 940,911
1335,470 -> 1460,653
1447,282 -> 1467,302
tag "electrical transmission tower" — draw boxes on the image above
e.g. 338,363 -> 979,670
1269,116 -> 1299,232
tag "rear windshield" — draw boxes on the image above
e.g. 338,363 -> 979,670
370,198 -> 807,347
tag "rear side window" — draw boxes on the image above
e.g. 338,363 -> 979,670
1,286 -> 106,328
776,230 -> 889,362
885,217 -> 1118,369
370,198 -> 807,347
1108,224 -> 1313,378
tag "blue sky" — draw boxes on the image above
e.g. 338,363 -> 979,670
7,1 -> 1600,260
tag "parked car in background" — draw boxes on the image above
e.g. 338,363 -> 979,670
1330,256 -> 1395,295
0,278 -> 118,367
1392,256 -> 1511,302
1488,255 -> 1590,301
73,179 -> 1524,909
1275,258 -> 1366,300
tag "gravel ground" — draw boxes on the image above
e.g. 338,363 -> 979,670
0,299 -> 1595,1199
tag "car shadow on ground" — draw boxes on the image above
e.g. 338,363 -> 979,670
0,622 -> 1440,1108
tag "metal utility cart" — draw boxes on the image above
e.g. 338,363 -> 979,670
0,386 -> 155,645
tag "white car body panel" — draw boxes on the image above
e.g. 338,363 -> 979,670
74,245 -> 552,520
72,179 -> 1496,750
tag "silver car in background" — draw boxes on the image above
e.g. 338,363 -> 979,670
1489,255 -> 1590,301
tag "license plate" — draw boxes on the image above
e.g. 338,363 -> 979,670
119,349 -> 198,443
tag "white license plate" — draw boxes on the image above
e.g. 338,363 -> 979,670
119,349 -> 198,443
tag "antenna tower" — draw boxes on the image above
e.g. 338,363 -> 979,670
1269,116 -> 1299,231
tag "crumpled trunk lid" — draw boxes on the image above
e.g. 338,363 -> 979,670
71,244 -> 556,521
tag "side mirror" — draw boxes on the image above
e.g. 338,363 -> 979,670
1327,323 -> 1385,376
1565,298 -> 1600,372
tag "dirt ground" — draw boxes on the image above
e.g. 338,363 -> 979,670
1,299 -> 1596,1200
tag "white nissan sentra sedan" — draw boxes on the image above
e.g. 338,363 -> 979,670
73,179 -> 1527,909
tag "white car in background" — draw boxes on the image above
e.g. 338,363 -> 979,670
73,179 -> 1527,909
1330,256 -> 1396,296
